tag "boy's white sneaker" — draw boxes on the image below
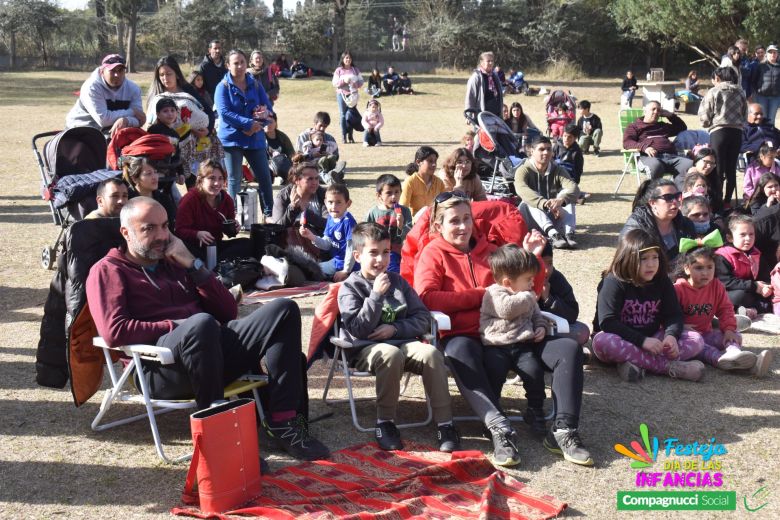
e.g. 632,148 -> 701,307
751,350 -> 773,378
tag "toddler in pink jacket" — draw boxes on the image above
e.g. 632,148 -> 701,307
362,99 -> 384,147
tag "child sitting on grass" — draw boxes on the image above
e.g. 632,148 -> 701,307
715,214 -> 774,319
365,174 -> 412,273
576,100 -> 602,156
480,244 -> 550,436
592,229 -> 705,382
743,142 -> 780,201
674,240 -> 772,377
300,183 -> 356,282
337,222 -> 460,452
361,99 -> 384,147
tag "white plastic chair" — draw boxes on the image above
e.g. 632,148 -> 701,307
91,337 -> 268,464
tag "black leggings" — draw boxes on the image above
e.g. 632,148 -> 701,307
710,127 -> 743,207
145,299 -> 304,411
483,343 -> 545,410
443,335 -> 584,430
726,289 -> 773,313
484,336 -> 584,430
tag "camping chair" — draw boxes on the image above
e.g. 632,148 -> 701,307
91,333 -> 268,464
615,108 -> 646,195
321,316 -> 434,433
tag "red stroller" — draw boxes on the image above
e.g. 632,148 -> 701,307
544,90 -> 577,138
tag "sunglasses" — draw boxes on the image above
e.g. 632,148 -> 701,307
653,192 -> 682,202
433,190 -> 469,214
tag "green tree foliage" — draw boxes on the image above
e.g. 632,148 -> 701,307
283,3 -> 331,61
0,0 -> 59,67
610,0 -> 780,64
107,0 -> 145,71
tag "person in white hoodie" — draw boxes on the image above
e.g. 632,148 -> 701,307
698,66 -> 748,210
65,54 -> 145,136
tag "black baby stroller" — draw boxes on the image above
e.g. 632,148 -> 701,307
33,127 -> 119,269
465,109 -> 524,199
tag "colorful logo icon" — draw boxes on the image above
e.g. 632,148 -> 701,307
614,423 -> 659,468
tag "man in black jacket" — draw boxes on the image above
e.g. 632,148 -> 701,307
198,40 -> 227,101
741,103 -> 780,155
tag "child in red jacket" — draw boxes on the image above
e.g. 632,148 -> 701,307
675,240 -> 772,377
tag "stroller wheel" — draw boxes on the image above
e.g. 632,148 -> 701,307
41,246 -> 56,270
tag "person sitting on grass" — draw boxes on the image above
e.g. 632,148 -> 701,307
362,99 -> 384,147
301,130 -> 344,184
537,242 -> 591,351
86,196 -> 329,460
397,72 -> 415,95
300,183 -> 356,282
437,147 -> 487,201
85,178 -> 129,219
297,112 -> 345,184
337,222 -> 460,452
715,214 -> 774,320
479,244 -> 550,437
400,146 -> 446,218
382,66 -> 400,96
553,124 -> 587,203
681,195 -> 722,238
576,100 -> 602,156
592,229 -> 705,383
743,142 -> 780,201
745,173 -> 780,217
674,242 -> 772,377
365,174 -> 412,274
515,136 -> 580,250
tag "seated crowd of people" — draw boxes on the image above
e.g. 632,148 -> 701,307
47,43 -> 780,473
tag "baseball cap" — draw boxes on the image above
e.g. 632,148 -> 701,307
101,54 -> 127,70
767,45 -> 779,53
155,97 -> 178,114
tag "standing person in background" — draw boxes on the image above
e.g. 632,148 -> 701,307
198,40 -> 227,101
752,44 -> 780,125
249,50 -> 280,102
720,45 -> 744,91
332,50 -> 364,144
621,71 -> 638,108
465,52 -> 504,118
698,66 -> 748,210
214,49 -> 274,216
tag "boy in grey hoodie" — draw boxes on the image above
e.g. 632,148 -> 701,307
337,223 -> 459,453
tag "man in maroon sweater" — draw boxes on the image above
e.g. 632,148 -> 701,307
623,101 -> 693,179
86,197 -> 328,461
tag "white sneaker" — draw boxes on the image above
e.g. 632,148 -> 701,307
735,314 -> 752,332
375,142 -> 382,147
716,348 -> 757,371
363,142 -> 369,147
751,350 -> 773,378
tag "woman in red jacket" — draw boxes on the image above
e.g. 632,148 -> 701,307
175,159 -> 253,262
414,193 -> 592,467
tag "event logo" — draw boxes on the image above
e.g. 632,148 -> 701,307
615,423 -> 736,512
614,422 -> 727,488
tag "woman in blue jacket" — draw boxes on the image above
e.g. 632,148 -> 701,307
215,48 -> 274,215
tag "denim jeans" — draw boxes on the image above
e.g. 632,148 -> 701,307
755,94 -> 780,127
336,92 -> 350,140
223,146 -> 273,216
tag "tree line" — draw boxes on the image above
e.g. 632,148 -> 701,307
1,0 -> 777,73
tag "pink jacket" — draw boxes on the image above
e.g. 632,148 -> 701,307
361,111 -> 384,131
743,161 -> 780,200
772,263 -> 780,304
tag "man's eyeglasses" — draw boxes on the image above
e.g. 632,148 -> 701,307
653,192 -> 682,203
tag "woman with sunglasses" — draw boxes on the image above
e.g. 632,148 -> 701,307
415,193 -> 592,467
621,178 -> 696,262
175,159 -> 253,262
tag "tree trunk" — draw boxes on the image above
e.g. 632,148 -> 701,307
332,1 -> 348,66
116,20 -> 125,56
38,29 -> 48,68
273,0 -> 283,17
95,0 -> 108,54
9,32 -> 16,70
126,16 -> 137,72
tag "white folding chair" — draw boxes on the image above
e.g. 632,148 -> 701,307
91,337 -> 268,464
321,321 -> 433,433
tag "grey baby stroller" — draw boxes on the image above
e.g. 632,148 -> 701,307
33,126 -> 119,269
465,109 -> 525,200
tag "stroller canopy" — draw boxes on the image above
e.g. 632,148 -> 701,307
43,127 -> 107,178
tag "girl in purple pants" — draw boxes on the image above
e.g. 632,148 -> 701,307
592,229 -> 705,382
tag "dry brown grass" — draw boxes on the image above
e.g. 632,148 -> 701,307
0,70 -> 777,519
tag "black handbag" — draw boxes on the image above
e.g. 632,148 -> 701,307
250,223 -> 286,258
216,257 -> 263,289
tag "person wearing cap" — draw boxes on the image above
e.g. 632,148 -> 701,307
65,54 -> 145,135
751,44 -> 780,125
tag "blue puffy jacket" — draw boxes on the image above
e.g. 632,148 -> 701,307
215,71 -> 273,149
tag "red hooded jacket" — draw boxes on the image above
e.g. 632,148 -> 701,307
414,234 -> 545,339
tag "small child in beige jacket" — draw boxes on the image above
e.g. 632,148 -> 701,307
480,244 -> 549,434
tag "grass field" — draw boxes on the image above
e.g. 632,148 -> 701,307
0,70 -> 777,519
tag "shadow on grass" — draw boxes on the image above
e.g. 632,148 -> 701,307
0,286 -> 51,324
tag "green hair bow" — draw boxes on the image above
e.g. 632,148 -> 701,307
678,229 -> 723,254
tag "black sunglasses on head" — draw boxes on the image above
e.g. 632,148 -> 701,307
433,190 -> 469,215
